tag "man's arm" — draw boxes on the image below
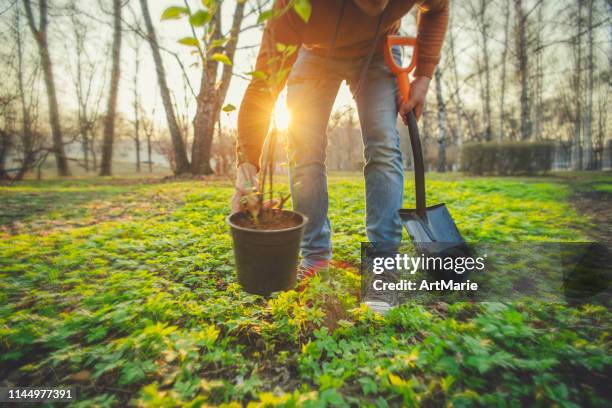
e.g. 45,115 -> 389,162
399,0 -> 449,123
415,0 -> 449,79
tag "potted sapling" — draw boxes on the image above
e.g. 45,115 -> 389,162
227,126 -> 307,296
227,26 -> 310,295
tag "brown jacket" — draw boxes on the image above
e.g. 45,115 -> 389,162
237,0 -> 449,167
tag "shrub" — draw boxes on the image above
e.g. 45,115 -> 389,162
461,141 -> 554,175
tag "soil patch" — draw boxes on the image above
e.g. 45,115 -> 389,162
232,211 -> 301,230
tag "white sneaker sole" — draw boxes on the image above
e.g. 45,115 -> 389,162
363,300 -> 394,316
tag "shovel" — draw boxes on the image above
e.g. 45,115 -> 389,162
384,35 -> 469,280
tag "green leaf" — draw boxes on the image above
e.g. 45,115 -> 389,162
286,45 -> 298,55
293,0 -> 312,23
358,377 -> 378,395
257,9 -> 274,24
161,6 -> 188,20
189,10 -> 211,27
249,70 -> 267,80
212,53 -> 232,65
210,37 -> 229,50
222,104 -> 236,112
178,37 -> 200,47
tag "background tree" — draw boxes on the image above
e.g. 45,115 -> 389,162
513,0 -> 532,141
100,0 -> 124,176
140,0 -> 190,174
435,68 -> 447,172
571,0 -> 583,170
130,33 -> 142,172
69,7 -> 106,172
464,0 -> 492,141
189,0 -> 247,175
498,0 -> 511,141
22,0 -> 70,176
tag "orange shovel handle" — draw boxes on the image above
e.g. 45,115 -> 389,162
383,36 -> 418,104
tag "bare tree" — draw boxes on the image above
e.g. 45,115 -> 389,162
0,95 -> 16,180
9,7 -> 52,181
15,8 -> 35,179
583,0 -> 595,169
498,0 -> 511,141
513,0 -> 532,141
466,0 -> 492,141
435,68 -> 447,172
100,0 -> 123,176
22,0 -> 70,176
141,107 -> 155,173
139,0 -> 190,174
130,35 -> 142,172
443,1 -> 473,148
571,0 -> 583,170
191,0 -> 247,175
69,9 -> 106,172
532,1 -> 547,141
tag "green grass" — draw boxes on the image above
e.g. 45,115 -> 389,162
0,174 -> 610,407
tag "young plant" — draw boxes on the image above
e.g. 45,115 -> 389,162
234,3 -> 310,226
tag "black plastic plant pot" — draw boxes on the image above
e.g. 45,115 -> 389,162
227,210 -> 308,296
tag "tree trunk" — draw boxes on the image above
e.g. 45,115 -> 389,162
435,69 -> 446,173
477,0 -> 492,141
191,1 -> 246,175
16,8 -> 35,179
192,61 -> 218,175
72,15 -> 92,172
572,0 -> 583,170
499,0 -> 510,141
23,0 -> 70,176
514,0 -> 532,141
0,130 -> 10,180
91,143 -> 97,171
133,42 -> 141,173
147,131 -> 152,173
583,0 -> 594,169
81,127 -> 89,171
533,2 -> 544,140
99,0 -> 122,176
140,0 -> 190,174
446,12 -> 465,148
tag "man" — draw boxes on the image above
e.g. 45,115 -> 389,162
232,0 -> 448,313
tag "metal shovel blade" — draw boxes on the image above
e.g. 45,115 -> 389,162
400,206 -> 470,282
400,204 -> 464,249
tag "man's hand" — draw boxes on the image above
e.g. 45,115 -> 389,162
398,76 -> 431,125
231,162 -> 258,214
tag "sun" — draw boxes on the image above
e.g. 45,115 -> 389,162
273,94 -> 292,131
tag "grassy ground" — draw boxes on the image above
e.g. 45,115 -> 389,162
0,173 -> 610,407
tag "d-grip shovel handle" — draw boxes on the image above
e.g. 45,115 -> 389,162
384,36 -> 427,219
384,36 -> 418,104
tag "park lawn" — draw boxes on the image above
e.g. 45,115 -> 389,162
0,174 -> 610,407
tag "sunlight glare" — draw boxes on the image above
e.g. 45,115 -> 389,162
273,95 -> 291,131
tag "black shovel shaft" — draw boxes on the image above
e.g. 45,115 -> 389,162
406,110 -> 426,219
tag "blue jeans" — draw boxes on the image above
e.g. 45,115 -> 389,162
287,48 -> 404,268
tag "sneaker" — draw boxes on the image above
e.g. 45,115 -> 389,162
296,263 -> 318,282
363,271 -> 399,315
296,261 -> 328,290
